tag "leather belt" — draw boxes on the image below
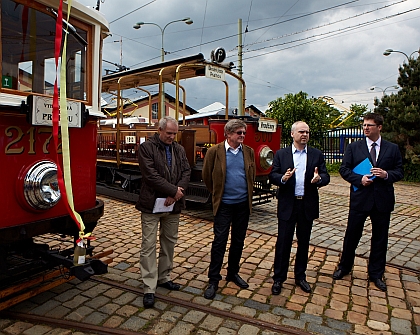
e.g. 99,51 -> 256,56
295,196 -> 304,200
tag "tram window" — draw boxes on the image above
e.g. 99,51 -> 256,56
152,103 -> 158,119
1,0 -> 88,101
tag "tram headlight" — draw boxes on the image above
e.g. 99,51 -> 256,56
259,146 -> 274,170
23,160 -> 61,209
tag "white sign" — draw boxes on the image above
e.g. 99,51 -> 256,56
125,135 -> 136,144
30,96 -> 83,128
258,118 -> 277,133
205,64 -> 225,81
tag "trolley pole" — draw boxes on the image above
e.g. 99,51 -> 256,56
237,18 -> 244,116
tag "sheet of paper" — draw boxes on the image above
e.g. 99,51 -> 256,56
152,198 -> 175,213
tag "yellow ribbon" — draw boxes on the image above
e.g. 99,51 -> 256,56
59,0 -> 85,233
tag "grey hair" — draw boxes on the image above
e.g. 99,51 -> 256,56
291,121 -> 307,132
158,116 -> 178,130
224,119 -> 247,136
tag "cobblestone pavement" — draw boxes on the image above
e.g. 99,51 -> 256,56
1,176 -> 419,335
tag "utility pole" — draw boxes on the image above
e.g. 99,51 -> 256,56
237,18 -> 243,116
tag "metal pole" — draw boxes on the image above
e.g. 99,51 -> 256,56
237,18 -> 243,116
160,26 -> 165,121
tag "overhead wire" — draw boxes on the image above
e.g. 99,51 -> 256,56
108,0 -> 156,24
169,0 -> 362,55
236,0 -> 406,50
241,6 -> 420,60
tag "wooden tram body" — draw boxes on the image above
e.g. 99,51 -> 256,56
97,54 -> 282,204
0,0 -> 109,282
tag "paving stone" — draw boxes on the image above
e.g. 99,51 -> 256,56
168,321 -> 196,335
3,322 -> 33,335
243,299 -> 270,312
29,300 -> 61,316
183,310 -> 206,323
390,317 -> 414,335
281,318 -> 306,329
200,315 -> 224,332
238,324 -> 260,335
22,325 -> 52,335
308,323 -> 347,335
300,313 -> 323,324
327,319 -> 353,332
120,316 -> 148,332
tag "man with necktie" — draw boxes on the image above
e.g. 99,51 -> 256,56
333,113 -> 403,292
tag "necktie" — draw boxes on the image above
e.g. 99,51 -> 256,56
165,145 -> 172,167
370,143 -> 377,166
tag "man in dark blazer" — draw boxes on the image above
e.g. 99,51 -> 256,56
333,113 -> 403,292
202,119 -> 256,299
269,121 -> 330,295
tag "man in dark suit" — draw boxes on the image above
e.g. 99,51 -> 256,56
333,113 -> 403,292
269,121 -> 330,295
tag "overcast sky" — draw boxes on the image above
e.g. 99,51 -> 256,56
79,0 -> 419,113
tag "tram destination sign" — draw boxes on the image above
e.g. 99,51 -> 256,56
27,95 -> 86,128
205,64 -> 226,81
258,117 -> 277,133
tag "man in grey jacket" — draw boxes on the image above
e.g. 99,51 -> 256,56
135,116 -> 191,308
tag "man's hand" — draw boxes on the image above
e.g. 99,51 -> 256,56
311,167 -> 321,184
370,167 -> 387,179
361,175 -> 374,187
164,187 -> 185,207
282,168 -> 296,182
174,187 -> 185,201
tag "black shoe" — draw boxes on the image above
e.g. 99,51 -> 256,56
295,279 -> 311,293
157,280 -> 180,291
333,269 -> 349,280
226,274 -> 249,289
143,293 -> 155,308
204,284 -> 218,299
271,281 -> 282,295
370,278 -> 387,292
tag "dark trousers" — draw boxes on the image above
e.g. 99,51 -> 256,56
208,201 -> 249,284
338,205 -> 390,279
273,199 -> 313,283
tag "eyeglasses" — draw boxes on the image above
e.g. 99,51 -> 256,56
235,131 -> 246,135
363,124 -> 377,128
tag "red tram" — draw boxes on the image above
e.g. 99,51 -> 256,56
96,54 -> 282,204
0,0 -> 109,282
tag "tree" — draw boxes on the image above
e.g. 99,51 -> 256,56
374,53 -> 420,164
340,103 -> 370,127
266,91 -> 347,148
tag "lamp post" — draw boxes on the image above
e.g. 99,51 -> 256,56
133,18 -> 193,120
369,85 -> 399,96
383,48 -> 420,61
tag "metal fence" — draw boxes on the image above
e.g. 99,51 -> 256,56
281,125 -> 364,164
319,125 -> 364,164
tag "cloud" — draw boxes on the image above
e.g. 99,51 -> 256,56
80,0 -> 420,111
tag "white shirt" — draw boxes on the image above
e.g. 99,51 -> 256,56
292,143 -> 307,196
224,140 -> 242,155
366,136 -> 381,162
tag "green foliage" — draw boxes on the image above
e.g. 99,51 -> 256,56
340,104 -> 370,127
266,91 -> 338,149
402,162 -> 420,182
374,53 -> 420,165
326,162 -> 341,174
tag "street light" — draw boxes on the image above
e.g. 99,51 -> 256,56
369,85 -> 399,96
133,18 -> 193,120
383,48 -> 420,61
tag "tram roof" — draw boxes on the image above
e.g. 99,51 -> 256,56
102,53 -> 209,92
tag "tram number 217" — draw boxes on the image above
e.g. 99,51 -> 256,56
4,126 -> 62,155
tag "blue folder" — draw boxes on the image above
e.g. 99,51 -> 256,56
352,157 -> 375,191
